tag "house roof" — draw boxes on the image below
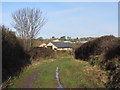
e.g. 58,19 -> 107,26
51,41 -> 73,48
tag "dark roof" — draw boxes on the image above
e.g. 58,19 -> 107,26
52,42 -> 73,48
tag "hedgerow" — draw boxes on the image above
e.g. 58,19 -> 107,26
28,47 -> 56,61
75,35 -> 120,88
2,26 -> 30,82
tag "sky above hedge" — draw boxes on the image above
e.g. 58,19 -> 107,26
2,2 -> 118,38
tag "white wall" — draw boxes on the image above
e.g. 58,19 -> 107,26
47,42 -> 58,50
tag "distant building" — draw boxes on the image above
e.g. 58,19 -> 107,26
79,41 -> 87,43
47,41 -> 73,51
53,39 -> 59,42
39,43 -> 47,48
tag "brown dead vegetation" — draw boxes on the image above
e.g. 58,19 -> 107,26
75,35 -> 120,88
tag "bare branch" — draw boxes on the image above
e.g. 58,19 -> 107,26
11,8 -> 47,49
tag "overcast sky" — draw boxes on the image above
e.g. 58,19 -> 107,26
1,2 -> 118,38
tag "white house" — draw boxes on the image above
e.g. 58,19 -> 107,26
46,41 -> 73,51
39,43 -> 47,48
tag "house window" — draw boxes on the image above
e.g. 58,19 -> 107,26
47,46 -> 52,49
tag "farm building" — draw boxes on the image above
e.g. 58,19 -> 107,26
39,43 -> 47,48
79,41 -> 87,43
47,41 -> 73,51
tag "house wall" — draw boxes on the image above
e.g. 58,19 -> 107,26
47,42 -> 58,50
47,42 -> 72,51
57,48 -> 72,51
39,43 -> 47,47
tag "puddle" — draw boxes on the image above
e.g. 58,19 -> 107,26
56,67 -> 63,88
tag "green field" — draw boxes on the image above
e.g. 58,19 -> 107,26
8,54 -> 105,88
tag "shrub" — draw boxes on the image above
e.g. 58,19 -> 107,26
104,38 -> 120,60
2,26 -> 30,82
28,47 -> 56,61
75,35 -> 116,60
75,35 -> 120,88
105,57 -> 120,88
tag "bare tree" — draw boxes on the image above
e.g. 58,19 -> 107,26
12,8 -> 47,50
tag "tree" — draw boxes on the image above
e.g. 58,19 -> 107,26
52,36 -> 55,39
12,8 -> 47,50
60,36 -> 66,40
38,37 -> 43,40
67,36 -> 71,39
76,37 -> 79,39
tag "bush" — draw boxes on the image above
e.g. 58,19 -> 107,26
75,35 -> 120,88
28,47 -> 56,61
2,26 -> 30,82
106,60 -> 120,88
104,38 -> 120,60
75,35 -> 116,60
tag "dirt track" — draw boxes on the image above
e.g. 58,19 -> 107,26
17,64 -> 52,88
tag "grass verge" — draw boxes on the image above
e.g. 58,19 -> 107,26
8,60 -> 54,88
8,54 -> 105,88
